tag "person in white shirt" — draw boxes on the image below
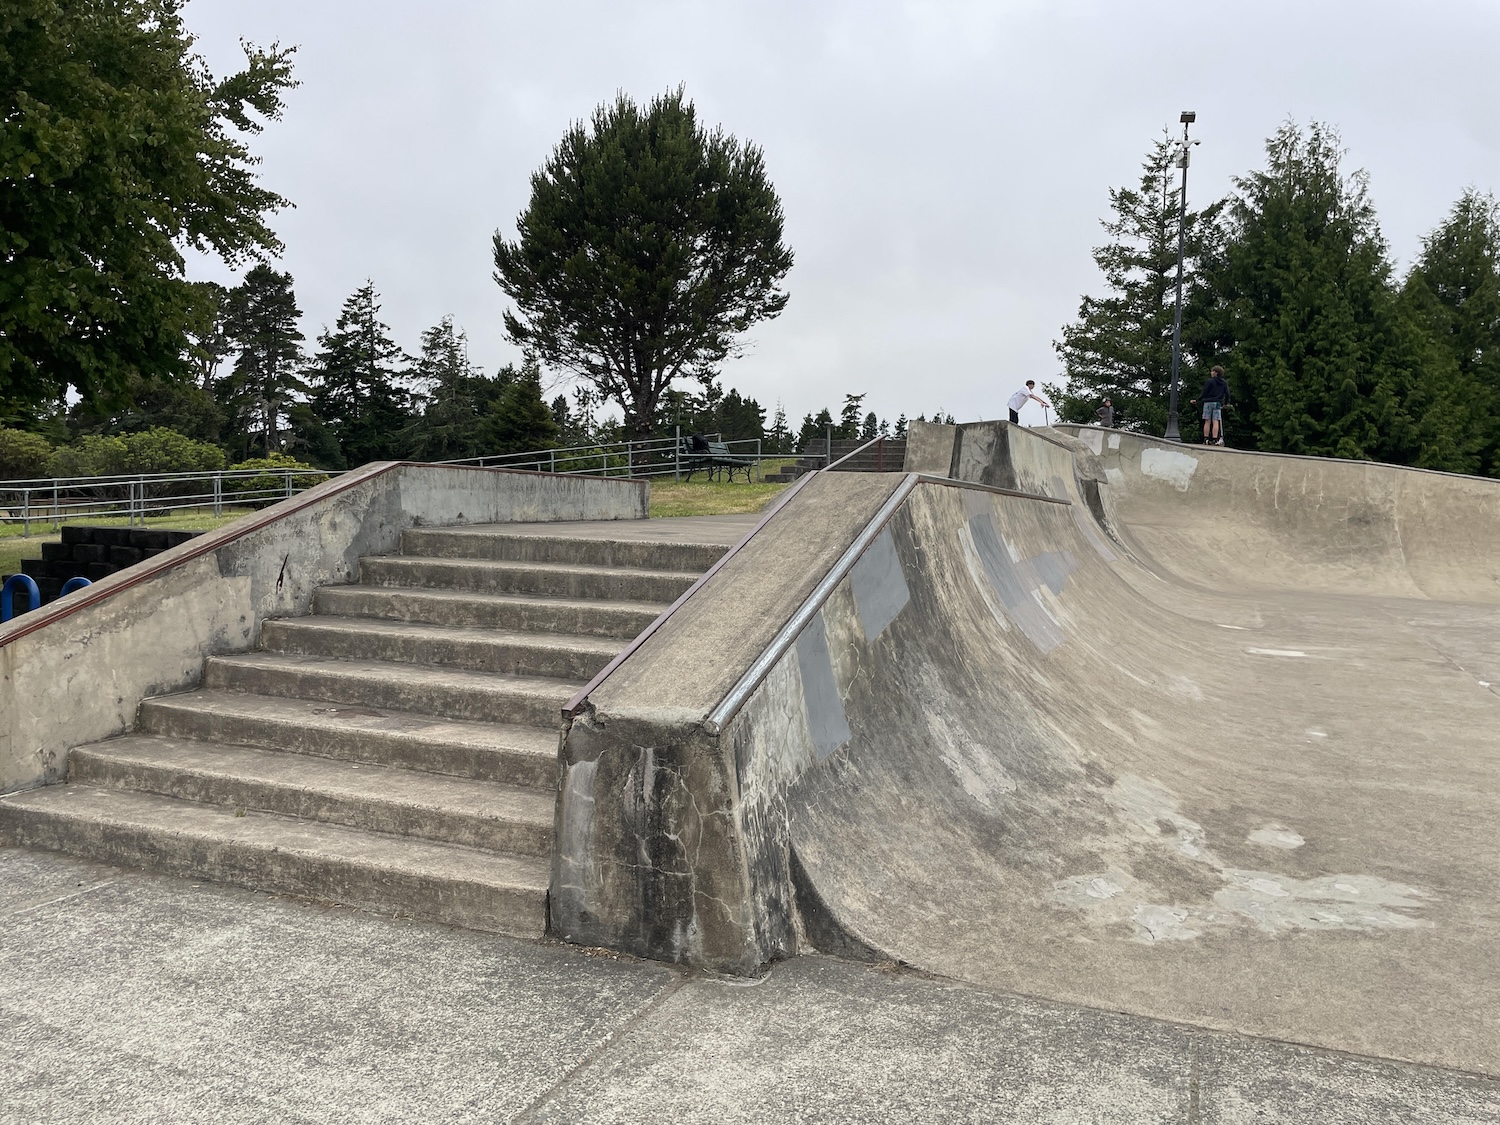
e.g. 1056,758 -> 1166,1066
1007,381 -> 1050,424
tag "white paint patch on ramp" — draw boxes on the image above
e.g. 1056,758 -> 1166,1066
1138,447 -> 1198,492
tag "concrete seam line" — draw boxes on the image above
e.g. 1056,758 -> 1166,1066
508,971 -> 689,1124
560,468 -> 821,719
1,876 -> 124,919
704,473 -> 922,735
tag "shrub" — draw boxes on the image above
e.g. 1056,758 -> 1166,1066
119,427 -> 225,474
45,428 -> 225,479
225,453 -> 329,505
47,434 -> 128,478
0,427 -> 54,480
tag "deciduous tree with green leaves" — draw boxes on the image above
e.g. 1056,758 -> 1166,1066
493,87 -> 793,440
0,0 -> 296,413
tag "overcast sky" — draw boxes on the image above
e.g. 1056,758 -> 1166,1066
185,0 -> 1500,429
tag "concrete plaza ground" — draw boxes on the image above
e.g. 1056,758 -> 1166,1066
3,846 -> 1496,1124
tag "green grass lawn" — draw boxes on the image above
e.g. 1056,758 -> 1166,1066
649,477 -> 789,518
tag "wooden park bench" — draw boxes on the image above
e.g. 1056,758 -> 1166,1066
680,435 -> 756,482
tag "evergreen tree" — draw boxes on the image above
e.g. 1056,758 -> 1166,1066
221,265 -> 306,458
408,316 -> 497,461
484,357 -> 559,454
1054,132 -> 1223,434
766,401 -> 792,453
1400,190 -> 1500,475
719,388 -> 766,442
306,282 -> 413,466
838,394 -> 866,438
894,413 -> 908,439
799,407 -> 833,449
1208,122 -> 1413,461
860,412 -> 878,440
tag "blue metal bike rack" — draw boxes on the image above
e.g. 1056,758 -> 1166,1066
2,574 -> 41,623
60,576 -> 92,596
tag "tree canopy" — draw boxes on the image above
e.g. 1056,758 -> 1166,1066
493,87 -> 793,438
0,0 -> 295,414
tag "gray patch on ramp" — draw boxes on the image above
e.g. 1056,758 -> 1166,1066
964,509 -> 1078,653
796,612 -> 851,761
850,528 -> 909,644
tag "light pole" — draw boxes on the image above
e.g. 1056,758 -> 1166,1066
1163,110 -> 1197,443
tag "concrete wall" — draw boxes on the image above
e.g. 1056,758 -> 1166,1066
552,471 -> 908,972
0,463 -> 646,794
1059,425 -> 1500,603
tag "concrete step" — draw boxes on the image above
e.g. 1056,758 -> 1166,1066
400,528 -> 726,572
359,556 -> 700,602
68,736 -> 554,855
0,785 -> 548,937
313,585 -> 666,639
139,690 -> 557,788
260,616 -> 621,681
204,653 -> 581,727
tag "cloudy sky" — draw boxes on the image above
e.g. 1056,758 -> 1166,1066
185,0 -> 1500,429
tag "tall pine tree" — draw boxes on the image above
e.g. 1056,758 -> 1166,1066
1054,132 -> 1222,434
221,265 -> 306,458
1400,190 -> 1500,475
408,316 -> 497,461
1207,122 -> 1413,461
306,282 -> 412,466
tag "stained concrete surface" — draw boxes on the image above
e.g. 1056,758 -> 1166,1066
2,847 -> 1497,1124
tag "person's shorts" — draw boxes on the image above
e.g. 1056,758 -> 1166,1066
1008,409 -> 1020,424
1202,401 -> 1222,421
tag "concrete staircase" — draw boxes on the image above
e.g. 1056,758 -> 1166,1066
763,438 -> 906,483
0,525 -> 724,937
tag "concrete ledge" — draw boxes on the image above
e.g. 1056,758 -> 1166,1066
0,463 -> 646,793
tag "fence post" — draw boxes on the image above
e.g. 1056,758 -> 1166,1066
214,472 -> 222,518
285,469 -> 293,499
550,448 -> 556,474
826,425 -> 832,466
52,481 -> 59,530
675,426 -> 681,481
22,488 -> 29,537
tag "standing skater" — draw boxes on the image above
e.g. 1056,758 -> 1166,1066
1008,380 -> 1051,425
1190,366 -> 1230,445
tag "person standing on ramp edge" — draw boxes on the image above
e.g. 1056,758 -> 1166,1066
1008,380 -> 1051,425
1191,366 -> 1230,445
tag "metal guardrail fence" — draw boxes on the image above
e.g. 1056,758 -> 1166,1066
438,431 -> 765,479
0,431 -> 776,536
0,466 -> 340,536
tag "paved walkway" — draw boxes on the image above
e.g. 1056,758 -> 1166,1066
2,847 -> 1495,1124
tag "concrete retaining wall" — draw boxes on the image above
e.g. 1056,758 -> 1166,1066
0,463 -> 646,794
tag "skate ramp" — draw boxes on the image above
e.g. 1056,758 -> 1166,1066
782,427 -> 1500,1075
555,426 -> 1499,1074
